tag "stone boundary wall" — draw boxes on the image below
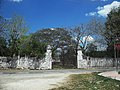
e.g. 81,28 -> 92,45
0,57 -> 119,69
0,57 -> 9,69
0,57 -> 40,69
0,45 -> 53,70
0,56 -> 53,70
87,58 -> 114,67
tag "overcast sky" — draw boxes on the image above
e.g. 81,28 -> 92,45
0,0 -> 120,33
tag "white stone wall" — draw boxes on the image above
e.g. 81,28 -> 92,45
0,57 -> 10,68
16,45 -> 53,70
87,58 -> 114,67
77,46 -> 115,68
16,57 -> 30,69
77,57 -> 115,68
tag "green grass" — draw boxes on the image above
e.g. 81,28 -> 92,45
51,73 -> 120,90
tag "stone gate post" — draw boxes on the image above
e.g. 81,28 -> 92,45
77,46 -> 83,68
39,45 -> 52,69
77,46 -> 87,68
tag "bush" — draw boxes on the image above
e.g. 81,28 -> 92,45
118,71 -> 120,74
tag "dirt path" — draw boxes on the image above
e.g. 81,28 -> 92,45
0,69 -> 116,90
0,70 -> 94,90
0,73 -> 71,90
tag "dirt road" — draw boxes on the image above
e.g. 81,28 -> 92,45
0,69 -> 116,90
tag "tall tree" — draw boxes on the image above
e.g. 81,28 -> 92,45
105,7 -> 120,57
70,24 -> 92,54
7,15 -> 28,56
0,16 -> 8,56
87,17 -> 107,50
33,28 -> 76,67
105,7 -> 120,48
68,24 -> 93,67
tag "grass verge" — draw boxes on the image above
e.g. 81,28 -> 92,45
51,73 -> 120,90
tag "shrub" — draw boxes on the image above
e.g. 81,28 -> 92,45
118,71 -> 120,74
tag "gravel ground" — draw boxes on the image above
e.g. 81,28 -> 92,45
0,69 -> 118,90
0,69 -> 93,90
0,73 -> 70,90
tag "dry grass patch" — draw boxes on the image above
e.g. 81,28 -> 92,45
51,73 -> 120,90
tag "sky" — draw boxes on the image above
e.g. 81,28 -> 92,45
0,0 -> 120,33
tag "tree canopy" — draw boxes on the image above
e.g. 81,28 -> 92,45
19,35 -> 47,58
105,7 -> 120,46
32,28 -> 72,48
6,15 -> 28,56
104,7 -> 120,57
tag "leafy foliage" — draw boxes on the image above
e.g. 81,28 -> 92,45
33,28 -> 72,48
32,28 -> 77,66
19,35 -> 47,58
86,43 -> 97,52
6,15 -> 28,56
0,16 -> 9,56
0,37 -> 7,56
105,7 -> 120,44
104,7 -> 120,57
0,16 -> 6,34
